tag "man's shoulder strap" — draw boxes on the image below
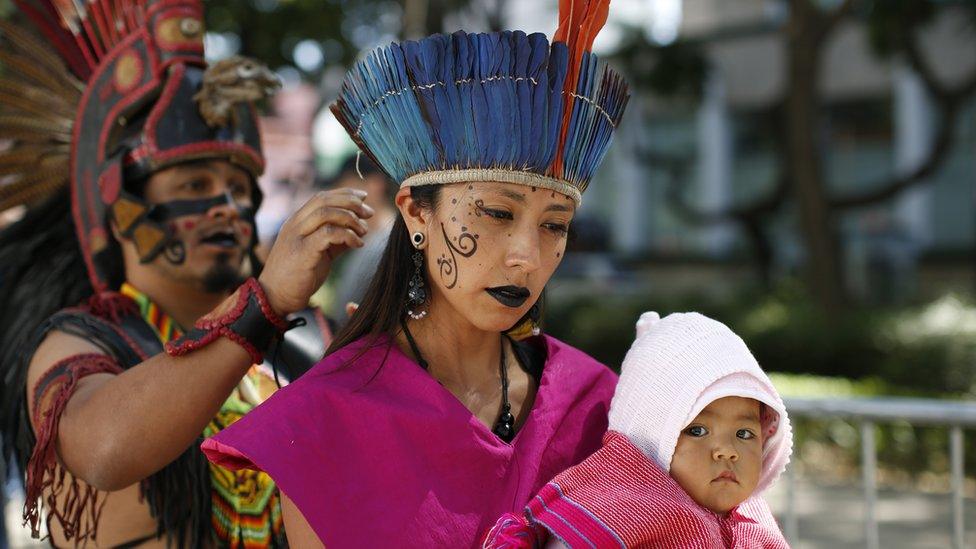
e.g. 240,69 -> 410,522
44,298 -> 165,369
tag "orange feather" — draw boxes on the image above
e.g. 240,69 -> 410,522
551,0 -> 612,177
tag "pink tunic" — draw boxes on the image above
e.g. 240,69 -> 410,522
202,335 -> 617,548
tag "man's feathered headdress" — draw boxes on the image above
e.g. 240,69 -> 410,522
330,0 -> 629,206
0,0 -> 278,292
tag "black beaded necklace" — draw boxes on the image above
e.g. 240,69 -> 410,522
401,321 -> 516,442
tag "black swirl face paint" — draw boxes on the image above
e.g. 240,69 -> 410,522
437,222 -> 478,289
164,239 -> 187,265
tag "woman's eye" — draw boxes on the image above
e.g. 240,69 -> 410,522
543,223 -> 569,235
480,206 -> 513,220
737,429 -> 756,440
684,425 -> 707,437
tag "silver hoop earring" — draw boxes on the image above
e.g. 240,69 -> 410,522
411,232 -> 426,248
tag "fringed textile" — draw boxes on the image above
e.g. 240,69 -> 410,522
24,353 -> 124,541
123,283 -> 286,548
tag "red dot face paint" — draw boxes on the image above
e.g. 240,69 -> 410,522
182,220 -> 196,231
241,225 -> 252,236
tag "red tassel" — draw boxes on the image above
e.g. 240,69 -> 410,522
24,354 -> 124,542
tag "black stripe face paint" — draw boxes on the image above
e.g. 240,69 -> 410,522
146,191 -> 256,266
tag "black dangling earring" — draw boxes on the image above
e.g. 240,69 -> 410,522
407,232 -> 428,320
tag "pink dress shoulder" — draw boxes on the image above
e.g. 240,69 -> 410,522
202,335 -> 617,548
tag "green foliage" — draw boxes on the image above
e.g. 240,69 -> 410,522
546,281 -> 976,396
204,0 -> 363,75
863,0 -> 938,58
609,26 -> 706,100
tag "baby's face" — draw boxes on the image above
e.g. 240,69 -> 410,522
670,396 -> 762,514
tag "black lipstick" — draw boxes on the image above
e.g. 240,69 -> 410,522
485,286 -> 530,308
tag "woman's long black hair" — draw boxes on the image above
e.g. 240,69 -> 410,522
326,185 -> 440,354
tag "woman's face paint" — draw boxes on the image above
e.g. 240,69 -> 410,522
423,181 -> 574,332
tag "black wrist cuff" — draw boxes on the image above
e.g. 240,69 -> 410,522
165,278 -> 288,363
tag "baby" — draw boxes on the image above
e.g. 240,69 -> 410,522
484,312 -> 792,548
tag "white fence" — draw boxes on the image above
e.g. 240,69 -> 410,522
783,397 -> 976,549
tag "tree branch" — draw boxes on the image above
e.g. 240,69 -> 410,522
647,146 -> 789,225
828,15 -> 976,210
829,100 -> 957,210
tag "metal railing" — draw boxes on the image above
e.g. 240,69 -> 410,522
782,397 -> 976,549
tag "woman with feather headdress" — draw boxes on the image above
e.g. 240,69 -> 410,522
202,0 -> 631,546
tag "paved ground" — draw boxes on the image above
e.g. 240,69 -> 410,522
765,478 -> 976,548
5,477 -> 976,547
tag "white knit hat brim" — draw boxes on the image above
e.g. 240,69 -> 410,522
608,312 -> 793,497
685,373 -> 792,495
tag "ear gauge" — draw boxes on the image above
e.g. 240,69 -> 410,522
411,231 -> 426,249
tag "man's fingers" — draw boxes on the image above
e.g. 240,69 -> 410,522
306,225 -> 364,254
288,190 -> 374,231
295,206 -> 369,238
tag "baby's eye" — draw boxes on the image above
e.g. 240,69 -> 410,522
737,429 -> 756,440
684,425 -> 708,437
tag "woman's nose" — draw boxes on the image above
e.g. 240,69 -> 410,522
505,228 -> 541,273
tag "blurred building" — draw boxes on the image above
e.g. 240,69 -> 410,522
512,0 -> 976,301
255,83 -> 321,245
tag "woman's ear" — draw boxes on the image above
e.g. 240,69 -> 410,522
395,187 -> 430,240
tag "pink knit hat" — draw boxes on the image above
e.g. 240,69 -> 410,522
608,312 -> 793,495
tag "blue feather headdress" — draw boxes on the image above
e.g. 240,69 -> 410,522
330,0 -> 629,206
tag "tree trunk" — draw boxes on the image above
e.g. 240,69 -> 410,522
786,0 -> 845,310
402,0 -> 429,39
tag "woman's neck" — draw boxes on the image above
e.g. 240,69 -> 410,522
398,298 -> 502,392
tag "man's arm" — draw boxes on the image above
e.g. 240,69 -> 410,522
26,331 -> 253,491
25,189 -> 372,491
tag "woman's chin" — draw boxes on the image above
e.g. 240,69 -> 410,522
465,312 -> 526,334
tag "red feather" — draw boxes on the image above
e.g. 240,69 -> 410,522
551,0 -> 611,177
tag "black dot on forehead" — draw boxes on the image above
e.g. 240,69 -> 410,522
452,199 -> 458,204
468,185 -> 473,190
531,187 -> 537,192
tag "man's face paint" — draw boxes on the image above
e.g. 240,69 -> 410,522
145,190 -> 257,266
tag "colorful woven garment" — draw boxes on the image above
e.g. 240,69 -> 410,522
120,283 -> 284,547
